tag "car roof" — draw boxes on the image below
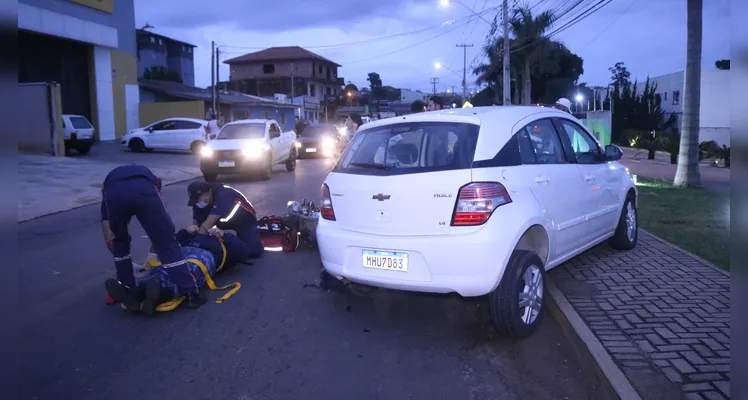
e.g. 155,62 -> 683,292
225,119 -> 270,125
357,105 -> 580,162
161,117 -> 208,124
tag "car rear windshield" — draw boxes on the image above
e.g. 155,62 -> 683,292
216,123 -> 265,140
301,125 -> 338,137
69,116 -> 92,129
332,122 -> 479,176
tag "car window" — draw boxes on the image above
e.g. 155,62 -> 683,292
150,120 -> 178,131
333,122 -> 479,176
557,119 -> 602,164
269,124 -> 281,139
174,120 -> 203,130
517,119 -> 566,164
69,116 -> 92,130
301,125 -> 338,138
216,123 -> 266,140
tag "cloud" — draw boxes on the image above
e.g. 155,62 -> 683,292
134,0 -> 730,92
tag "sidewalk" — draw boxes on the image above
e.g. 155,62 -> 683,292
19,154 -> 201,222
550,231 -> 730,399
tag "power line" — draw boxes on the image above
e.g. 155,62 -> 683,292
577,0 -> 641,50
341,19 -> 470,65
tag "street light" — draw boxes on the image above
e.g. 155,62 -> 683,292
434,61 -> 442,70
438,0 -> 493,25
575,93 -> 583,102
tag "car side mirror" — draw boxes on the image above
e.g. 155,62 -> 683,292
209,134 -> 217,140
605,145 -> 623,161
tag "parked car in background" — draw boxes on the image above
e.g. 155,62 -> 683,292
316,106 -> 637,339
295,123 -> 341,158
121,118 -> 212,154
199,119 -> 297,181
62,114 -> 95,155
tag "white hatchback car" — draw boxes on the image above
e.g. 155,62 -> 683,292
121,118 -> 212,154
317,106 -> 638,338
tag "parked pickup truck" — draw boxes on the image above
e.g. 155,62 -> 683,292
199,119 -> 297,181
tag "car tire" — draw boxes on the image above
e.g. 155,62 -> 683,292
285,148 -> 297,172
129,138 -> 146,152
260,154 -> 272,181
76,145 -> 91,155
488,250 -> 547,339
203,173 -> 217,182
190,141 -> 205,155
347,283 -> 378,297
609,196 -> 638,250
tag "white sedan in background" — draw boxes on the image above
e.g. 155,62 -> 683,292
121,118 -> 213,154
316,106 -> 637,339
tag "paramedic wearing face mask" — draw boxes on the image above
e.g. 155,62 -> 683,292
186,181 -> 264,258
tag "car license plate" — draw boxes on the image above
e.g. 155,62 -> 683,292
306,148 -> 317,153
218,161 -> 235,167
362,250 -> 408,272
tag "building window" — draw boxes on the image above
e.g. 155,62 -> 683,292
672,90 -> 680,105
280,111 -> 286,124
663,92 -> 667,101
158,39 -> 163,45
263,111 -> 270,120
263,64 -> 275,74
309,83 -> 316,97
326,87 -> 331,95
318,64 -> 323,74
326,67 -> 331,79
150,37 -> 155,44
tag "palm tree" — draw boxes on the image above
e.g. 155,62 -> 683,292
472,36 -> 523,104
673,0 -> 702,187
509,7 -> 557,104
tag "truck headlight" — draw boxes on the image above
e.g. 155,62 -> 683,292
322,137 -> 335,149
242,143 -> 269,158
200,147 -> 214,157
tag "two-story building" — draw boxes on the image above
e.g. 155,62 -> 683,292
636,69 -> 730,146
399,88 -> 429,103
223,46 -> 345,122
18,0 -> 139,141
136,29 -> 196,86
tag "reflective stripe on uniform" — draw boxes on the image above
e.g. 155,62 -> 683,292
160,260 -> 187,268
114,255 -> 131,262
219,203 -> 241,223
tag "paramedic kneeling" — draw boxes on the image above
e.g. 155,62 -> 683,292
100,165 -> 206,310
186,181 -> 264,258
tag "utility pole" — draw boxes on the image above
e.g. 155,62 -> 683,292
456,43 -> 473,101
450,85 -> 457,94
429,77 -> 439,95
215,46 -> 221,122
502,0 -> 511,105
290,62 -> 296,118
211,41 -> 216,117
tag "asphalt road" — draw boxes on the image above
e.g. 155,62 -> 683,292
19,158 -> 600,400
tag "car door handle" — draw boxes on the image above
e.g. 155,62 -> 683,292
534,176 -> 550,184
585,174 -> 596,181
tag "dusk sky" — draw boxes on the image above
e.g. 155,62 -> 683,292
134,0 -> 730,93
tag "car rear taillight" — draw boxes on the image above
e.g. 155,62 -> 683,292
451,182 -> 512,226
320,183 -> 336,221
203,125 -> 210,140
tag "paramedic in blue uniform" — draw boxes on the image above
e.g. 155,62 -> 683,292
186,181 -> 264,258
100,164 -> 206,309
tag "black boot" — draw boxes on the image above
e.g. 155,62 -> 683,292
184,291 -> 207,309
140,278 -> 165,315
105,279 -> 142,312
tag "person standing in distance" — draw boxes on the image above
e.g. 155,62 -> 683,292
186,182 -> 264,259
101,164 -> 206,311
554,98 -> 572,113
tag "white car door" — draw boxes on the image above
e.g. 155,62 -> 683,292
267,123 -> 283,163
516,118 -> 589,260
554,118 -> 620,241
170,120 -> 204,150
146,120 -> 178,148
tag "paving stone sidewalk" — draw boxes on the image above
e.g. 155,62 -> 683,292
550,231 -> 731,400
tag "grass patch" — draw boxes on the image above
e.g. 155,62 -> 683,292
635,176 -> 730,270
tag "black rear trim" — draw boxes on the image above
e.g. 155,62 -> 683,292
472,132 -> 521,168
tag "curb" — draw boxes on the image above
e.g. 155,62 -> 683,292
546,277 -> 642,400
17,175 -> 200,223
640,228 -> 730,276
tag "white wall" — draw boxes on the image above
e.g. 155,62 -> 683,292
399,88 -> 427,103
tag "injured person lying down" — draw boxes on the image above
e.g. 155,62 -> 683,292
105,227 -> 260,314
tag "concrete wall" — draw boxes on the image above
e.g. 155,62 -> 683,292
400,89 -> 427,103
19,83 -> 64,155
19,0 -> 136,54
228,104 -> 296,132
139,101 -> 205,126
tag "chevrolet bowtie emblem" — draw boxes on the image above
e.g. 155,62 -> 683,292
372,193 -> 391,201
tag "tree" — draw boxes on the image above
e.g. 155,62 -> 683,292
715,59 -> 730,70
410,100 -> 426,113
509,7 -> 557,104
382,86 -> 401,101
609,62 -> 631,90
143,65 -> 183,83
674,0 -> 702,188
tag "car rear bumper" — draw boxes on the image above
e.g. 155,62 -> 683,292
65,137 -> 94,147
297,143 -> 336,157
316,219 -> 516,297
